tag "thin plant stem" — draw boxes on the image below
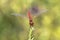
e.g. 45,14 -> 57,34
28,27 -> 34,40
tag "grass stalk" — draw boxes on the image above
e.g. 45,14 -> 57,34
28,27 -> 34,40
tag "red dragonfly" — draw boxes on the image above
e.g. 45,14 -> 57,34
11,5 -> 47,27
27,11 -> 34,27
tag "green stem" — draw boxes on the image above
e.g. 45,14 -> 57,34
28,27 -> 34,40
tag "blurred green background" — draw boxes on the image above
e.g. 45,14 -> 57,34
0,0 -> 60,40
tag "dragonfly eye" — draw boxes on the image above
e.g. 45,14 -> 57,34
32,7 -> 38,13
30,6 -> 39,14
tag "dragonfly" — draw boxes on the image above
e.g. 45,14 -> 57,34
11,4 -> 48,27
27,10 -> 34,27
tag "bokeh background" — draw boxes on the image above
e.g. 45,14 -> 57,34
0,0 -> 60,40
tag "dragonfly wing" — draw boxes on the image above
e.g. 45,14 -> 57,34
29,4 -> 48,16
11,13 -> 27,18
30,8 -> 48,16
39,8 -> 48,13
